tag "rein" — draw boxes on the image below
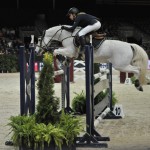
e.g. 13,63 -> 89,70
39,27 -> 75,51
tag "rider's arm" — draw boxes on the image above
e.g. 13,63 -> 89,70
62,17 -> 80,32
62,26 -> 74,32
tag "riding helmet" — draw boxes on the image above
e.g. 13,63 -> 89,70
67,7 -> 79,16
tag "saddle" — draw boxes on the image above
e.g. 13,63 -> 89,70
74,32 -> 107,50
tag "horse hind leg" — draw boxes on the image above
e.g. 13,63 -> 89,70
116,65 -> 143,91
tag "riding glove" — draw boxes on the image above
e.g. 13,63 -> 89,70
61,26 -> 73,32
61,26 -> 65,30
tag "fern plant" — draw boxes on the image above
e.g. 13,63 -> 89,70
7,115 -> 35,148
32,123 -> 47,149
56,110 -> 83,147
72,91 -> 86,114
32,122 -> 65,150
46,124 -> 65,150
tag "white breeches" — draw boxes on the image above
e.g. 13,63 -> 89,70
78,21 -> 101,37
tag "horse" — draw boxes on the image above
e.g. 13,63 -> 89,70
35,25 -> 149,91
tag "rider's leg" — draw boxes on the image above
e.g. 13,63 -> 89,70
79,21 -> 101,36
78,21 -> 101,53
79,35 -> 86,53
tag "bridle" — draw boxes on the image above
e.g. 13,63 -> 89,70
36,27 -> 75,52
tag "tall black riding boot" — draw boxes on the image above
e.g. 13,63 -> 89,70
79,36 -> 86,53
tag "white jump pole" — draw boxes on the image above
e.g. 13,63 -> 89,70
94,69 -> 110,79
30,35 -> 34,44
94,107 -> 111,128
54,70 -> 64,76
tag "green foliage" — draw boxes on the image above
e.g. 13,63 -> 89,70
72,90 -> 118,114
32,123 -> 65,150
36,52 -> 60,125
7,115 -> 66,150
56,110 -> 83,146
45,124 -> 65,150
112,91 -> 118,106
72,91 -> 86,114
0,54 -> 18,72
7,52 -> 83,149
131,76 -> 136,84
7,115 -> 35,148
7,113 -> 82,149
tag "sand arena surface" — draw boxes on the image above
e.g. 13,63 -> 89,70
0,71 -> 150,150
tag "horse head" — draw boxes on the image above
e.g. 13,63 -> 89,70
35,25 -> 67,55
35,25 -> 79,56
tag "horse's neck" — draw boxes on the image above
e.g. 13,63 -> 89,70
45,25 -> 80,44
73,27 -> 81,35
44,37 -> 51,44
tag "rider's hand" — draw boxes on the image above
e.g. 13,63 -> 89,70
61,26 -> 65,30
61,26 -> 72,32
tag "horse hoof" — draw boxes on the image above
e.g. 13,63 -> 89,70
136,86 -> 143,92
5,140 -> 13,146
139,86 -> 143,91
134,79 -> 140,87
134,79 -> 143,92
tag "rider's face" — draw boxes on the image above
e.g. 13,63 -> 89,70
69,14 -> 76,21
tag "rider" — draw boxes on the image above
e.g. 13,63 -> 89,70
61,7 -> 101,53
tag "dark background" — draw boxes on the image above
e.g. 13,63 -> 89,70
1,0 -> 150,27
0,0 -> 150,68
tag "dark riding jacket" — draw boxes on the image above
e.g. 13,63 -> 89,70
63,13 -> 100,32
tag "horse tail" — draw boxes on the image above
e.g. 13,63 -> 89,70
130,43 -> 148,85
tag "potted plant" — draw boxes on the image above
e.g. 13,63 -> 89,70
7,112 -> 82,149
7,52 -> 83,150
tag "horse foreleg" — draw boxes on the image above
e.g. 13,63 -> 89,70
115,65 -> 143,91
